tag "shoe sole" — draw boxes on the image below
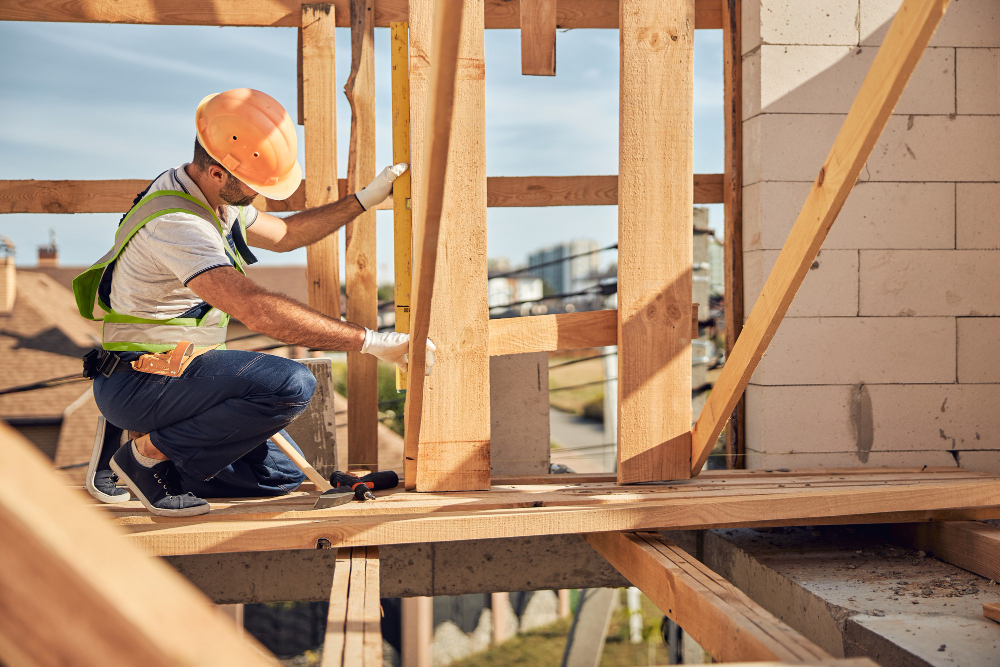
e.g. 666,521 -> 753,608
109,458 -> 211,518
85,418 -> 131,504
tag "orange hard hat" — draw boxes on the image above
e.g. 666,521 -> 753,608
195,88 -> 302,201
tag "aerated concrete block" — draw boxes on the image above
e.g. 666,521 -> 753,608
744,249 -> 858,317
743,181 -> 955,251
957,48 -> 1000,114
957,183 -> 1000,249
958,317 -> 1000,383
746,45 -> 953,117
750,317 -> 955,385
861,0 -> 1000,48
743,114 -> 843,185
745,449 -> 960,470
489,352 -> 550,476
860,250 -> 1000,316
867,115 -> 1000,182
754,0 -> 860,48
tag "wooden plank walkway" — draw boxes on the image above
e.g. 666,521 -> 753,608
100,469 -> 1000,557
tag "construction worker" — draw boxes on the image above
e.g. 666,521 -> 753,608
74,88 -> 433,517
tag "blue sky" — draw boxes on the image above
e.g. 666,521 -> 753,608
0,21 -> 723,281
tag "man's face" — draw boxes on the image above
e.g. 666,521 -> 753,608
218,173 -> 258,207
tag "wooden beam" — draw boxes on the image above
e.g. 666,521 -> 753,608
0,422 -> 278,666
985,602 -> 1000,624
321,547 -> 382,667
302,4 -> 342,322
405,0 -> 491,492
617,0 -> 694,484
391,22 -> 413,392
0,0 -> 724,30
0,174 -> 725,214
520,0 -> 556,75
586,532 -> 831,662
487,306 -> 699,356
344,0 -> 379,470
889,521 -> 1000,582
721,0 -> 744,470
111,471 -> 1000,555
690,0 -> 952,476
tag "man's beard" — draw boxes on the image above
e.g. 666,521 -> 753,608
219,175 -> 257,207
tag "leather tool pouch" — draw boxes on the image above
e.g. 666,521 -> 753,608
130,342 -> 219,377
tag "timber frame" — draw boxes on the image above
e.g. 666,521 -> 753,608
5,1 -> 999,666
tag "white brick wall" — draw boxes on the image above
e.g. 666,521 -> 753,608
741,0 -> 1000,473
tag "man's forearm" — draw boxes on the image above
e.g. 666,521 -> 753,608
274,195 -> 364,251
240,287 -> 366,351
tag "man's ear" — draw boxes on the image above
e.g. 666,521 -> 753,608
208,164 -> 229,186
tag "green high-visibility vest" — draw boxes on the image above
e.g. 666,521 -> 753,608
73,190 -> 250,353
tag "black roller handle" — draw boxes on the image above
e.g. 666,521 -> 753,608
329,470 -> 400,501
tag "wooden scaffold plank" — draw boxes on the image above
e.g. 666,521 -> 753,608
344,0 -> 379,470
690,0 -> 952,476
586,532 -> 832,663
322,547 -> 382,666
302,4 -> 342,322
0,0 -> 724,30
520,0 -> 557,76
617,0 -> 695,484
404,0 -> 491,491
0,422 -> 278,666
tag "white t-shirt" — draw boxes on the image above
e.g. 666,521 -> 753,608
109,164 -> 259,319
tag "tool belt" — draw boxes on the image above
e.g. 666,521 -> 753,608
83,342 -> 218,379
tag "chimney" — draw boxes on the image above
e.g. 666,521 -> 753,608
0,237 -> 14,315
37,228 -> 58,267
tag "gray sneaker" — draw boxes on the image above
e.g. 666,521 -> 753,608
85,416 -> 131,504
110,442 -> 210,517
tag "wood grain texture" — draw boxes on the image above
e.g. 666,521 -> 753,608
107,471 -> 1000,555
889,521 -> 1000,583
488,306 -> 700,356
391,22 -> 413,391
321,547 -> 381,667
617,0 -> 694,484
690,0 -> 951,476
0,0 -> 723,29
321,551 -> 352,667
344,0 -> 379,470
520,0 -> 556,75
405,0 -> 491,492
985,602 -> 1000,624
0,174 -> 724,214
0,423 -> 277,666
302,5 -> 342,321
722,0 -> 744,470
586,532 -> 831,663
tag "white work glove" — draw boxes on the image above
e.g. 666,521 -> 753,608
355,163 -> 408,211
361,329 -> 436,375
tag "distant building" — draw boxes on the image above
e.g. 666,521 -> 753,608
526,239 -> 601,295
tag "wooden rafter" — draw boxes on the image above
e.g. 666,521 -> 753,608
0,0 -> 724,30
889,520 -> 1000,582
690,0 -> 952,476
0,422 -> 278,667
586,532 -> 831,662
322,547 -> 382,666
107,470 -> 1000,556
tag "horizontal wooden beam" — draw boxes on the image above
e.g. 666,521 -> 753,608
108,470 -> 1000,556
586,532 -> 831,662
889,521 -> 1000,582
985,602 -> 1000,624
0,174 -> 725,215
0,0 -> 723,29
488,306 -> 699,357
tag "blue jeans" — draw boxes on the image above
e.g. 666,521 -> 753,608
93,350 -> 315,497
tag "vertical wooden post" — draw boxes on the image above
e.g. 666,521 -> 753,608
617,0 -> 695,483
520,0 -> 557,76
406,0 -> 491,491
401,596 -> 432,667
345,0 -> 379,470
722,0 -> 744,470
391,22 -> 413,392
302,4 -> 341,322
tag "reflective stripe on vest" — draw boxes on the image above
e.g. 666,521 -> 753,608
72,189 -> 248,352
